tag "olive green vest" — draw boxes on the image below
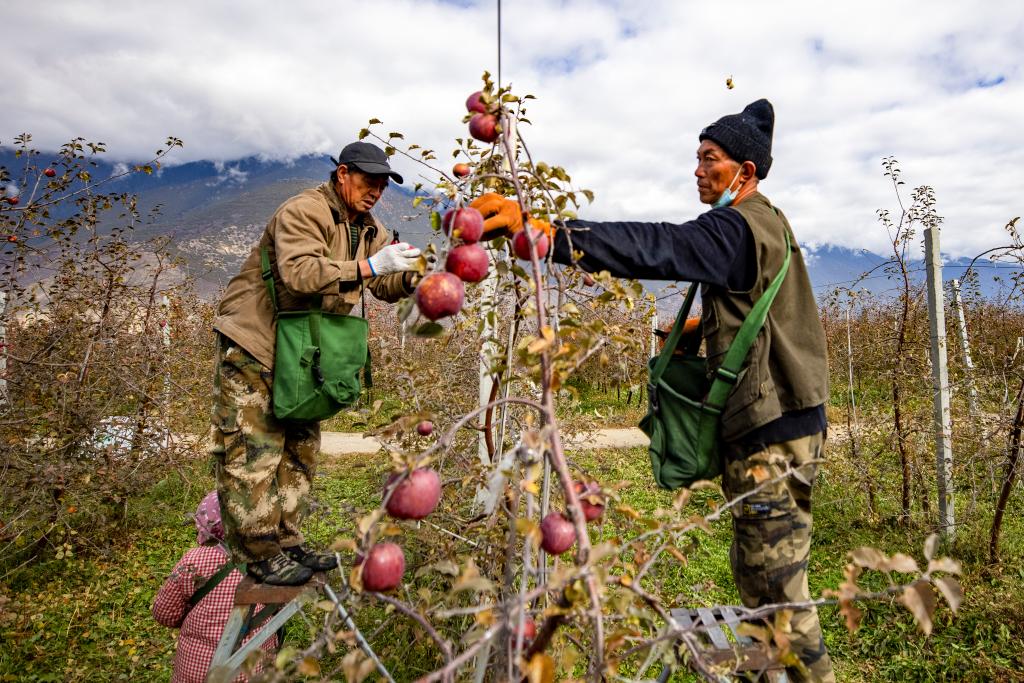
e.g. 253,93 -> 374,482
700,192 -> 829,441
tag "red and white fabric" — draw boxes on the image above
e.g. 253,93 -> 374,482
153,542 -> 278,682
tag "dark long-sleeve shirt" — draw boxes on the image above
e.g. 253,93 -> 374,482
554,207 -> 756,291
552,207 -> 826,451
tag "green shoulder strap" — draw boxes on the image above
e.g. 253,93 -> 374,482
260,245 -> 278,313
703,230 -> 791,415
650,284 -> 698,385
186,560 -> 242,609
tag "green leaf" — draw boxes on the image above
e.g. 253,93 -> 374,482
368,118 -> 382,125
413,322 -> 444,337
430,211 -> 441,232
397,297 -> 415,323
388,132 -> 404,140
358,128 -> 370,140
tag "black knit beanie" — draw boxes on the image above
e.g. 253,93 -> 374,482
698,99 -> 774,179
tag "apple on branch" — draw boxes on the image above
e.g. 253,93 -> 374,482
442,207 -> 484,243
385,468 -> 442,520
469,113 -> 500,144
445,244 -> 489,283
360,542 -> 406,592
415,272 -> 465,321
512,226 -> 550,261
540,512 -> 576,555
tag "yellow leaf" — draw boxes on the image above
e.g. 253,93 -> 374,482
927,557 -> 962,575
330,537 -> 358,552
297,656 -> 320,676
476,608 -> 495,626
900,581 -> 935,636
849,546 -> 886,569
882,553 -> 919,574
667,545 -> 689,565
923,533 -> 938,561
275,646 -> 297,670
615,504 -> 641,520
735,621 -> 770,642
526,335 -> 553,354
933,576 -> 963,613
516,518 -> 539,536
525,652 -> 556,683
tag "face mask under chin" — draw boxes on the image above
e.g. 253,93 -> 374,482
712,167 -> 744,209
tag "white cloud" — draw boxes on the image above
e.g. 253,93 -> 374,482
2,0 -> 1022,257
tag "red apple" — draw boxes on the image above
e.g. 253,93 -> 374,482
385,468 -> 442,520
415,272 -> 465,321
512,227 -> 550,261
442,207 -> 484,243
465,90 -> 487,114
446,244 -> 489,283
361,542 -> 405,591
416,420 -> 433,436
6,197 -> 19,206
453,163 -> 470,178
6,235 -> 17,243
43,168 -> 56,178
469,113 -> 500,144
540,512 -> 576,555
573,481 -> 605,522
582,274 -> 595,287
515,616 -> 536,641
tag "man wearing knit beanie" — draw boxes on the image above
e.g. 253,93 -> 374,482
472,99 -> 834,682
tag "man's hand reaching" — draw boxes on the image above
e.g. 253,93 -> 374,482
469,193 -> 554,240
367,242 -> 421,276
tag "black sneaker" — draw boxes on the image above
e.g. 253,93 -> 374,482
247,553 -> 315,586
283,544 -> 338,571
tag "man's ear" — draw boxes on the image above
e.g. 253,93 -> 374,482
741,160 -> 757,182
335,164 -> 349,182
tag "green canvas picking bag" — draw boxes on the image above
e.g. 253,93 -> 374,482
640,232 -> 790,490
261,247 -> 370,423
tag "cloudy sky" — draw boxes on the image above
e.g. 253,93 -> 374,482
3,0 -> 1022,258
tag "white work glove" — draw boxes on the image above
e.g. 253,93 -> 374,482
367,242 -> 421,276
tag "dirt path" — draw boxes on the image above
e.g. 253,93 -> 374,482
319,427 -> 648,456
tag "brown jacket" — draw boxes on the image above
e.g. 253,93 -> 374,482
213,182 -> 413,368
702,192 -> 829,440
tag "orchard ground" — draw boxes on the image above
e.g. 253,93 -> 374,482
1,396 -> 1021,682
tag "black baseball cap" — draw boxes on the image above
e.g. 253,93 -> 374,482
331,141 -> 403,184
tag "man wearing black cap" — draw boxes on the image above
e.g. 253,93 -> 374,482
210,142 -> 420,585
472,100 -> 834,681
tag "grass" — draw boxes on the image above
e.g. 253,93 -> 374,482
2,427 -> 1022,681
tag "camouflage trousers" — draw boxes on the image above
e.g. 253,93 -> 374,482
209,336 -> 320,564
721,432 -> 835,683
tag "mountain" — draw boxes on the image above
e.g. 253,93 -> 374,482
0,150 -> 435,296
3,150 -> 1019,303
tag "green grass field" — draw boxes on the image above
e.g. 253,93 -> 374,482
1,439 -> 1021,682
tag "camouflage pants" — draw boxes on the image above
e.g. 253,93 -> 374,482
721,432 -> 835,683
209,336 -> 320,564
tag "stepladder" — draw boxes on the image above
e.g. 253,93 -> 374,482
206,572 -> 327,683
657,606 -> 788,682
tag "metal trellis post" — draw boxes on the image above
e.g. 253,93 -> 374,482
924,227 -> 955,538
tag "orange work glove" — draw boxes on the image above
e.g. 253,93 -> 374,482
525,217 -> 553,237
469,193 -> 555,240
469,193 -> 523,238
